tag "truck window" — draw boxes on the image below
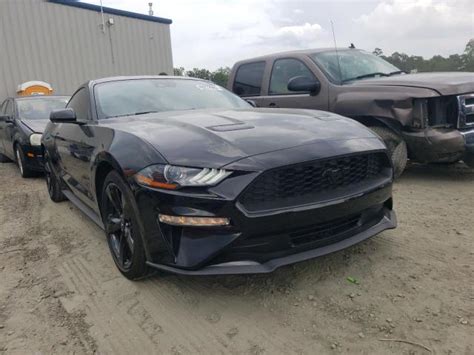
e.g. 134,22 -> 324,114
269,58 -> 316,95
232,62 -> 265,97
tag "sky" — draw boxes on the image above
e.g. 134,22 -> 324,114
83,0 -> 474,70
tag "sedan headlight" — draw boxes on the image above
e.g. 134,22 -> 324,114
135,164 -> 232,189
29,133 -> 42,146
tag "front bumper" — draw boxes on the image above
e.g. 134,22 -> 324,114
460,128 -> 474,155
403,127 -> 474,163
147,208 -> 396,275
135,173 -> 395,275
20,143 -> 44,171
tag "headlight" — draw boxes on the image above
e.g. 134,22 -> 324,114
135,164 -> 232,189
29,133 -> 42,146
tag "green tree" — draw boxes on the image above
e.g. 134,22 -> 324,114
186,68 -> 212,80
462,39 -> 474,71
173,67 -> 185,76
210,67 -> 231,87
372,48 -> 383,56
377,40 -> 474,73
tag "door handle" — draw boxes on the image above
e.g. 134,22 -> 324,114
269,102 -> 278,108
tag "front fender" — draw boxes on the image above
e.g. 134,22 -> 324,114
332,87 -> 439,128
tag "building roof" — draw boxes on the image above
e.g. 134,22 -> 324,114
48,0 -> 172,25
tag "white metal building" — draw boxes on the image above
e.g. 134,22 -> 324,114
0,0 -> 173,100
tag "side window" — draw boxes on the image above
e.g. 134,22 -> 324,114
232,62 -> 265,97
269,58 -> 316,95
67,88 -> 90,121
4,100 -> 13,116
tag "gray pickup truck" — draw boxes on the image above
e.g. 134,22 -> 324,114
228,48 -> 474,177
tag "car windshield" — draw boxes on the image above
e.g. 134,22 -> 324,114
17,97 -> 69,120
95,78 -> 251,119
309,50 -> 402,83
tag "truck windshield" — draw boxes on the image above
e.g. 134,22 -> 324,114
17,97 -> 69,120
95,78 -> 251,119
309,50 -> 403,84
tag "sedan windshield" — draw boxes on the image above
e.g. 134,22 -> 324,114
17,97 -> 69,120
309,50 -> 403,84
95,79 -> 251,119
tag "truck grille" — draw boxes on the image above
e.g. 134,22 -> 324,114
239,153 -> 389,212
458,93 -> 474,127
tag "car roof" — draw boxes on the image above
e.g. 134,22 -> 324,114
234,48 -> 360,63
88,75 -> 209,86
13,95 -> 70,101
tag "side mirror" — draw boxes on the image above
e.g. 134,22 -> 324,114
246,99 -> 257,107
287,76 -> 321,95
0,115 -> 14,123
50,108 -> 77,123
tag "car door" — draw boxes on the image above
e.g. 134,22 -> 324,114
0,99 -> 17,159
55,88 -> 98,208
0,100 -> 7,154
264,57 -> 329,110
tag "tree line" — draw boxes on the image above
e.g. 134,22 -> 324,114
174,39 -> 474,86
374,39 -> 474,73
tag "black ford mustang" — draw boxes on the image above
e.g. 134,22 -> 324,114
42,76 -> 396,279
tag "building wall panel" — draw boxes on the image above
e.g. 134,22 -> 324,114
0,0 -> 173,100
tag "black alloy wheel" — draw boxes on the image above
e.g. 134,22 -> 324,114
44,152 -> 66,202
101,171 -> 150,279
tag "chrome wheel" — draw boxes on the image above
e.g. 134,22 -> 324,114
16,148 -> 24,176
104,182 -> 135,271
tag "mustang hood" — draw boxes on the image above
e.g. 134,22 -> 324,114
21,119 -> 49,133
103,108 -> 381,168
353,72 -> 474,96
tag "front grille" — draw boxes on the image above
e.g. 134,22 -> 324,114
457,93 -> 474,127
239,153 -> 388,212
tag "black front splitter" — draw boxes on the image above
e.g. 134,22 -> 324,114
146,209 -> 397,276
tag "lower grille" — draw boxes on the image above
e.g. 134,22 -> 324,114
289,214 -> 361,246
239,153 -> 389,212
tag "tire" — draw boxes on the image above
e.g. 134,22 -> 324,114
15,145 -> 35,178
101,170 -> 151,280
463,155 -> 474,168
0,152 -> 12,163
44,152 -> 67,202
369,126 -> 408,179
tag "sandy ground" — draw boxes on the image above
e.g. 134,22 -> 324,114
0,161 -> 472,354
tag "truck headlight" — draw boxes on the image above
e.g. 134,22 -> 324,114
29,133 -> 43,146
135,164 -> 232,189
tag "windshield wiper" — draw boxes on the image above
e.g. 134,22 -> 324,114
388,70 -> 406,76
342,72 -> 389,83
107,110 -> 161,119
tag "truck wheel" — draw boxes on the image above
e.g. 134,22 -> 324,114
369,126 -> 407,179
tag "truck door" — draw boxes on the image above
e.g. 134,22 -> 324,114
230,61 -> 267,107
264,57 -> 328,110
